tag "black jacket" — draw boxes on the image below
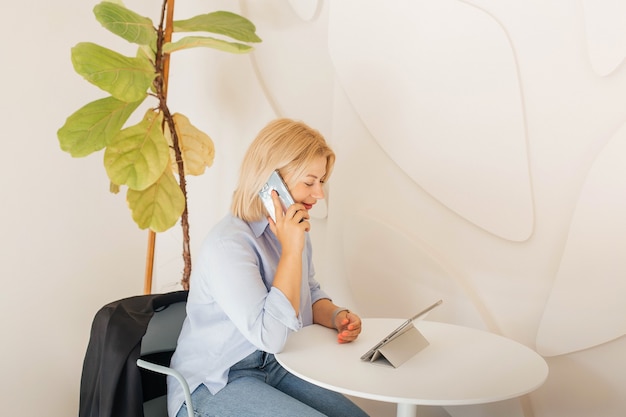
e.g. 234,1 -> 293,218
79,291 -> 188,417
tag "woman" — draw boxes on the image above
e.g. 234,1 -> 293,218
168,118 -> 369,417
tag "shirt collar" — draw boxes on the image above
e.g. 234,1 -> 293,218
250,218 -> 270,238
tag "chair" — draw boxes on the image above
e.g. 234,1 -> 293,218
79,291 -> 193,417
137,293 -> 194,417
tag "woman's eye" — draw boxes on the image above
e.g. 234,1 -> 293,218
304,183 -> 313,187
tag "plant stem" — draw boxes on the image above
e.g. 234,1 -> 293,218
153,0 -> 192,291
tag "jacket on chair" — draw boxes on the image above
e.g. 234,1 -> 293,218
79,291 -> 188,417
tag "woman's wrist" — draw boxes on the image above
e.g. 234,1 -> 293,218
332,307 -> 350,330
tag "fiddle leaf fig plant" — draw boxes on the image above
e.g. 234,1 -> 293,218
57,0 -> 261,288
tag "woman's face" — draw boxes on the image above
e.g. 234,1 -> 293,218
284,156 -> 327,211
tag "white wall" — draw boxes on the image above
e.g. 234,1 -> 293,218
2,1 -> 624,417
0,1 -> 152,415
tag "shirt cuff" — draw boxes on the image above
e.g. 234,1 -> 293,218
265,287 -> 302,331
331,307 -> 350,330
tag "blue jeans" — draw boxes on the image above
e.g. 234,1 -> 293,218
177,350 -> 370,417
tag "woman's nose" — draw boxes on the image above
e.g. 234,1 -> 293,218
312,183 -> 325,199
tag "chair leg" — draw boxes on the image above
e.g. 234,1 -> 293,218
137,359 -> 195,417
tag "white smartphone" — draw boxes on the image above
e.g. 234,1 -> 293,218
259,170 -> 295,223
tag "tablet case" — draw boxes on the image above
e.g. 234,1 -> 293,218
369,324 -> 430,368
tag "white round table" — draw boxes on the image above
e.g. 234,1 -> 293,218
275,319 -> 548,417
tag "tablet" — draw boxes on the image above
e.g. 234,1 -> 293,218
360,299 -> 443,361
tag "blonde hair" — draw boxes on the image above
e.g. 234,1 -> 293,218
231,118 -> 335,222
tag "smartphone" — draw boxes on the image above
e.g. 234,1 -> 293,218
259,170 -> 295,223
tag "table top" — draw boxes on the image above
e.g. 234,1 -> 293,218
275,318 -> 548,406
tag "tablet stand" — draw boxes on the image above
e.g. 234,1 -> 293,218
370,324 -> 430,368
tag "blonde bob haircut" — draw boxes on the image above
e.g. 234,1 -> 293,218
231,118 -> 335,222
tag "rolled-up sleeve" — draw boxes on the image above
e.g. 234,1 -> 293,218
264,287 -> 303,331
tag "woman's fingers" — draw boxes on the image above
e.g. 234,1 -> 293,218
271,190 -> 284,221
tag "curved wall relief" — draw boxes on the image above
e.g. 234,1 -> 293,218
536,122 -> 626,356
532,337 -> 626,416
241,0 -> 334,137
342,211 -> 489,331
328,0 -> 533,242
288,0 -> 321,21
325,104 -> 503,335
582,0 -> 626,76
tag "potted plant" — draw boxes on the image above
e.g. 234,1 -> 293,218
57,0 -> 261,290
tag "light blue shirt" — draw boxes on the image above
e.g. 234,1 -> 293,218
167,214 -> 330,416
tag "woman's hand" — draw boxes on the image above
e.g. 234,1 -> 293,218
335,310 -> 362,344
268,190 -> 310,313
268,190 -> 310,253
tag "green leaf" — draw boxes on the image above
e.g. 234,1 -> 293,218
71,42 -> 155,102
104,110 -> 170,190
136,46 -> 158,94
57,96 -> 143,157
94,1 -> 156,46
138,44 -> 156,62
167,113 -> 215,175
127,169 -> 185,232
164,36 -> 253,54
173,11 -> 262,43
